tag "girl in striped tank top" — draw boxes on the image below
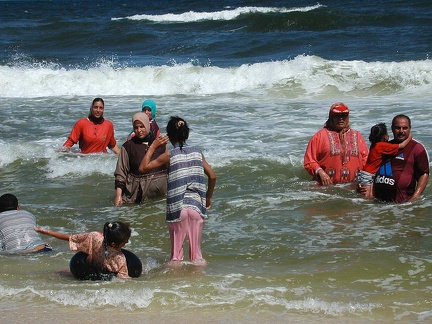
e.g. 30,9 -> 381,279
139,116 -> 216,265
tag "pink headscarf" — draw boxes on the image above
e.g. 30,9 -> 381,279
132,112 -> 150,133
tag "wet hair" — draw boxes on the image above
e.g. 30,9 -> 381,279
103,221 -> 131,249
166,116 -> 189,150
0,193 -> 19,213
369,123 -> 388,145
391,114 -> 411,128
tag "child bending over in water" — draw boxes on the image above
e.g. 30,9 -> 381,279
35,221 -> 139,279
358,123 -> 412,199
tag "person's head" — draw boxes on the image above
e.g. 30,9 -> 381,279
88,98 -> 105,121
103,221 -> 131,249
132,112 -> 150,140
141,99 -> 157,121
369,123 -> 389,144
166,116 -> 189,150
391,114 -> 411,143
0,193 -> 19,213
326,102 -> 350,132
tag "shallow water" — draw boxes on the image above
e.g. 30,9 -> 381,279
1,0 -> 432,322
1,95 -> 431,322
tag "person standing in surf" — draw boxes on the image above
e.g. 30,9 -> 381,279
62,98 -> 120,154
126,99 -> 161,141
369,114 -> 429,203
304,102 -> 369,185
139,116 -> 216,265
357,122 -> 412,199
114,112 -> 167,206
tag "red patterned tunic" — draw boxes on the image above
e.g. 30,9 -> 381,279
304,128 -> 369,184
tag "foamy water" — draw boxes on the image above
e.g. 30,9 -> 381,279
1,1 -> 432,321
1,56 -> 431,98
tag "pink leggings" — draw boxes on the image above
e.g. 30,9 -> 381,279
168,208 -> 204,262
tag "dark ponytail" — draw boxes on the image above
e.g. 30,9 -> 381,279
166,116 -> 189,150
103,221 -> 131,250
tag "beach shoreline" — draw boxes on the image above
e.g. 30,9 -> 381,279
1,307 -> 373,324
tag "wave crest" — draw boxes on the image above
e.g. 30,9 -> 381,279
1,55 -> 431,98
112,5 -> 324,23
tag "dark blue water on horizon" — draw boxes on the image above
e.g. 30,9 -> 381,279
1,0 -> 431,70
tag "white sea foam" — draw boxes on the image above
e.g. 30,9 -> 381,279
45,153 -> 118,179
112,5 -> 324,23
0,141 -> 48,167
0,56 -> 431,99
0,278 -> 377,315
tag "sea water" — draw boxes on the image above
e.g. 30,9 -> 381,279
0,1 -> 431,322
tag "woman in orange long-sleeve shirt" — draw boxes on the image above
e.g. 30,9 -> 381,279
62,98 -> 120,154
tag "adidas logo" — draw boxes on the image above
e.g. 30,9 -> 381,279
375,175 -> 395,185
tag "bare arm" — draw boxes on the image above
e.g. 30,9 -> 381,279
114,187 -> 123,206
34,227 -> 71,241
202,154 -> 216,209
138,135 -> 170,173
114,146 -> 129,206
111,144 -> 121,155
407,173 -> 429,202
398,132 -> 412,149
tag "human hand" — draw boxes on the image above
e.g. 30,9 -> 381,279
152,135 -> 169,148
318,169 -> 333,185
357,184 -> 373,198
206,197 -> 212,209
34,227 -> 48,234
407,195 -> 419,203
114,196 -> 123,206
357,184 -> 366,193
60,146 -> 70,153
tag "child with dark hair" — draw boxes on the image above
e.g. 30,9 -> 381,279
358,123 -> 411,198
139,116 -> 216,265
35,221 -> 141,279
0,193 -> 52,254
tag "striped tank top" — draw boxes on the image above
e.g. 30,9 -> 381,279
166,144 -> 207,222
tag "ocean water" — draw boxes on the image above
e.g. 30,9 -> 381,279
0,1 -> 431,322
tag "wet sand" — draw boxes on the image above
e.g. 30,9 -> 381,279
1,307 -> 373,324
